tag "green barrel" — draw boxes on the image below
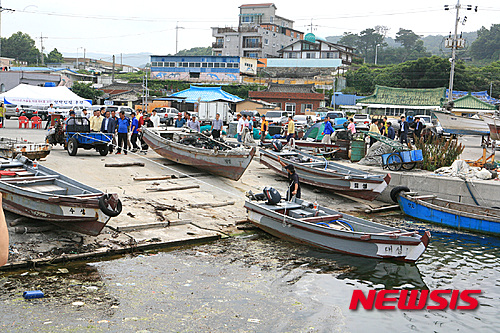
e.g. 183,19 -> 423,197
350,140 -> 366,162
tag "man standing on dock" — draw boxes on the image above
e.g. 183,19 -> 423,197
260,114 -> 268,143
399,115 -> 409,144
130,112 -> 140,152
286,115 -> 295,143
321,116 -> 334,144
90,110 -> 104,132
45,103 -> 55,129
116,111 -> 130,155
211,113 -> 223,139
413,117 -> 423,140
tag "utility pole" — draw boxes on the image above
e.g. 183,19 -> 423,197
305,19 -> 319,33
175,21 -> 184,55
445,1 -> 477,102
83,48 -> 86,70
39,33 -> 47,66
112,55 -> 115,83
0,1 -> 15,57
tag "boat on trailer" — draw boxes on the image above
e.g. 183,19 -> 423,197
0,137 -> 51,160
392,186 -> 500,235
142,128 -> 256,181
244,188 -> 431,262
259,148 -> 390,201
0,156 -> 122,236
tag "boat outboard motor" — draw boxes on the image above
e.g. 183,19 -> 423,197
272,140 -> 282,152
263,186 -> 281,205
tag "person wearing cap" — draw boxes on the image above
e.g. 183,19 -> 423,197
278,156 -> 301,201
211,113 -> 223,139
187,115 -> 200,132
260,114 -> 268,143
130,111 -> 140,152
175,113 -> 186,128
139,113 -> 154,153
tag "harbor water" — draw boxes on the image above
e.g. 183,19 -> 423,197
0,216 -> 499,332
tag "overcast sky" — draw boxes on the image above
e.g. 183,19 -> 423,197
2,0 -> 499,62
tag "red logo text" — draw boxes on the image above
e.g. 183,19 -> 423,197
349,290 -> 481,310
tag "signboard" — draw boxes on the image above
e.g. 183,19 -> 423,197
104,100 -> 113,106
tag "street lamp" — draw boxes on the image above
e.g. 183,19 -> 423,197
76,47 -> 84,70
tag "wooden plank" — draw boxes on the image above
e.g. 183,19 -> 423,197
105,162 -> 145,167
146,185 -> 200,192
188,201 -> 235,208
134,175 -> 173,181
116,220 -> 191,232
364,205 -> 400,214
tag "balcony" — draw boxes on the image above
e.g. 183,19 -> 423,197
212,42 -> 224,49
243,42 -> 262,49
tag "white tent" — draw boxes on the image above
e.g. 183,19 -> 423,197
0,84 -> 92,108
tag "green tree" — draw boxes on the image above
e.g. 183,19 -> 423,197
46,48 -> 64,64
1,31 -> 40,64
175,46 -> 212,56
395,28 -> 421,50
356,28 -> 386,63
338,32 -> 359,50
470,24 -> 500,62
71,82 -> 104,104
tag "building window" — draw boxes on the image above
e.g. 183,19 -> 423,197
189,72 -> 200,79
188,63 -> 195,67
272,43 -> 276,48
306,53 -> 316,59
273,102 -> 282,108
207,63 -> 214,68
214,63 -> 220,68
264,39 -> 269,45
182,62 -> 189,67
202,63 -> 208,68
226,37 -> 230,41
219,63 -> 226,68
301,104 -> 313,112
285,103 -> 296,113
270,16 -> 274,23
273,33 -> 276,37
170,62 -> 176,67
287,52 -> 297,59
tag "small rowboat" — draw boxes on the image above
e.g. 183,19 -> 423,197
0,155 -> 122,236
260,148 -> 390,201
0,137 -> 51,160
142,128 -> 255,181
244,190 -> 430,262
392,186 -> 500,235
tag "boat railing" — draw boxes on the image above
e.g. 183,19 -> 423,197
301,214 -> 343,223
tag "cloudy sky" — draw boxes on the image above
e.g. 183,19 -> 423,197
2,0 -> 499,62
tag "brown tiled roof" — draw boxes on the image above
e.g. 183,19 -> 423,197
266,83 -> 316,93
239,3 -> 275,8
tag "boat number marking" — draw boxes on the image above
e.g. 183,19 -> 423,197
224,159 -> 232,165
376,244 -> 411,257
407,202 -> 415,209
69,208 -> 86,215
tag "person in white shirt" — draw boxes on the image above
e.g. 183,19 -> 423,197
243,115 -> 249,128
236,114 -> 245,143
150,110 -> 160,128
45,103 -> 55,129
82,109 -> 90,119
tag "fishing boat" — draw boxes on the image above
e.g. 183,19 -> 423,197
244,188 -> 431,262
142,128 -> 256,181
391,186 -> 500,235
259,148 -> 390,201
482,115 -> 500,140
433,110 -> 489,136
0,137 -> 51,160
0,155 -> 122,236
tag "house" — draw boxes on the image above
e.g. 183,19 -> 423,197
212,3 -> 304,58
235,99 -> 281,114
149,56 -> 257,82
278,33 -> 355,65
166,86 -> 243,113
448,92 -> 497,117
98,82 -> 143,107
248,83 -> 325,114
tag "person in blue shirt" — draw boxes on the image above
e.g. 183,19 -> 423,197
130,112 -> 140,152
175,113 -> 186,128
387,122 -> 395,140
116,111 -> 130,155
321,116 -> 334,144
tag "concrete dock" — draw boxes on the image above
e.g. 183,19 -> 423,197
1,120 -> 498,269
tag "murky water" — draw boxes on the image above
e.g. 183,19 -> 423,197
1,217 -> 499,332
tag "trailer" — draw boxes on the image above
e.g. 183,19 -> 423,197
197,101 -> 234,125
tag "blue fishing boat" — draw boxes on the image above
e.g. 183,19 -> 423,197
391,186 -> 500,235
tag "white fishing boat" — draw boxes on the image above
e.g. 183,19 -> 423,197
433,110 -> 489,136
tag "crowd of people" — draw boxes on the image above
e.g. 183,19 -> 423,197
366,115 -> 424,147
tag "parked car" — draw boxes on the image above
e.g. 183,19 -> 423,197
154,107 -> 180,126
326,111 -> 346,120
265,111 -> 291,125
353,114 -> 371,131
5,104 -> 37,119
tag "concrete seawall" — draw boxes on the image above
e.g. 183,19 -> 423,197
337,161 -> 500,207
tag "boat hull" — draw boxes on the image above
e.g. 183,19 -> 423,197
483,116 -> 500,140
245,200 -> 430,262
433,111 -> 489,136
260,149 -> 390,201
397,194 -> 500,235
143,129 -> 255,181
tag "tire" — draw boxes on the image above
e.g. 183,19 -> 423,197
98,194 -> 122,217
67,137 -> 78,156
402,162 -> 417,170
98,146 -> 109,156
5,116 -> 10,120
390,186 -> 410,203
386,153 -> 403,171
